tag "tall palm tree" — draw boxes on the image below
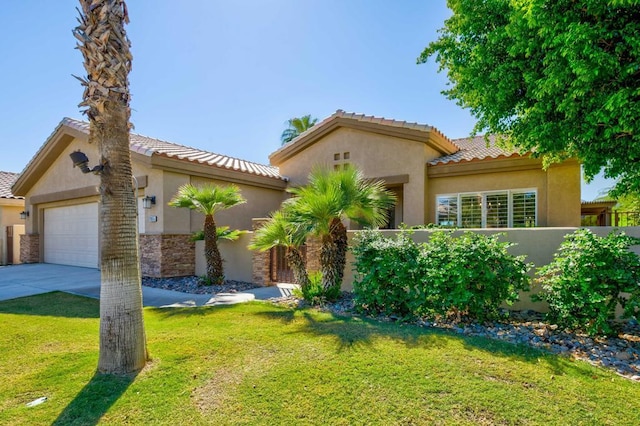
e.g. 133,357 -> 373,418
249,209 -> 310,288
169,183 -> 245,284
288,167 -> 396,292
280,115 -> 318,145
75,0 -> 147,374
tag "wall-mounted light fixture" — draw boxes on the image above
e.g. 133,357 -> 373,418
69,150 -> 103,174
142,195 -> 156,209
20,210 -> 29,220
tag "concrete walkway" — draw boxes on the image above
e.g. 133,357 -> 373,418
0,264 -> 282,308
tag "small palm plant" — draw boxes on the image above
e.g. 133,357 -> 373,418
169,183 -> 245,284
249,209 -> 310,288
288,167 -> 396,294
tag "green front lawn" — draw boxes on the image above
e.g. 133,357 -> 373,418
1,292 -> 638,425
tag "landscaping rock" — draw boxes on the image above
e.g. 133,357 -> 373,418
142,276 -> 256,295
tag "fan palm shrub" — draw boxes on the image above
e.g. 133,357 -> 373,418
249,209 -> 310,288
169,183 -> 245,284
288,167 -> 395,294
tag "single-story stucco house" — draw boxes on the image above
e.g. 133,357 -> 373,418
13,110 -> 581,278
0,171 -> 25,265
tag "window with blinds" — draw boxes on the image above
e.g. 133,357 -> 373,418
486,193 -> 508,228
436,190 -> 536,228
512,191 -> 536,227
436,195 -> 457,227
460,194 -> 482,228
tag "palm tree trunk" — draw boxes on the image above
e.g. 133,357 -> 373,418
320,234 -> 337,291
77,0 -> 146,374
204,214 -> 224,284
95,106 -> 147,374
286,247 -> 309,288
330,218 -> 348,289
320,218 -> 347,291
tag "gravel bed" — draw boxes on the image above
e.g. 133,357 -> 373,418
142,275 -> 256,295
270,292 -> 640,381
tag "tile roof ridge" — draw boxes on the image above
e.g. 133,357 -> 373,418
334,109 -> 440,132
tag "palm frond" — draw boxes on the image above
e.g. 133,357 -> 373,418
169,183 -> 246,215
280,114 -> 318,145
249,210 -> 307,251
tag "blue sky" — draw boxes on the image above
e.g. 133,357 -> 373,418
0,0 -> 613,199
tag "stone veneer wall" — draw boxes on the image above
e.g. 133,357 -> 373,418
140,234 -> 162,277
20,234 -> 40,264
251,219 -> 271,286
140,234 -> 195,278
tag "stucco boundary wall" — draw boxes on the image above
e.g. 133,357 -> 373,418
195,234 -> 255,284
197,227 -> 640,312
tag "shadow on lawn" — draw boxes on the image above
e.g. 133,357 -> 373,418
0,292 -> 99,318
257,307 -> 599,379
53,371 -> 136,426
258,308 -> 448,352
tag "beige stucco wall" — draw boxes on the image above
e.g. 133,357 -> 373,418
155,171 -> 191,234
195,234 -> 254,282
426,159 -> 581,227
275,127 -> 442,226
0,203 -> 25,265
132,164 -> 163,234
546,162 -> 581,226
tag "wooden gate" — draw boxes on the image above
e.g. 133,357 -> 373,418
269,245 -> 306,284
6,226 -> 13,265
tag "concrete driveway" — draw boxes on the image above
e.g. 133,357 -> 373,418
0,264 -> 281,307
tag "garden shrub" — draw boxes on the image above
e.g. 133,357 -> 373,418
293,270 -> 341,304
420,231 -> 530,321
351,230 -> 423,318
352,230 -> 531,321
534,229 -> 640,336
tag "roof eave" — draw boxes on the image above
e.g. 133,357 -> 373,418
12,122 -> 88,196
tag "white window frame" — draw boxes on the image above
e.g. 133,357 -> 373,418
435,189 -> 537,228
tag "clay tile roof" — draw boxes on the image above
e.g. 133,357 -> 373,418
0,171 -> 23,199
428,135 -> 521,165
62,118 -> 285,181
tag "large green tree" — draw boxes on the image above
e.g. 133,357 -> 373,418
280,115 -> 318,145
420,0 -> 640,196
169,183 -> 245,284
75,0 -> 147,373
288,167 -> 396,293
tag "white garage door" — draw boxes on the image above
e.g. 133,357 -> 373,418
44,203 -> 99,268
